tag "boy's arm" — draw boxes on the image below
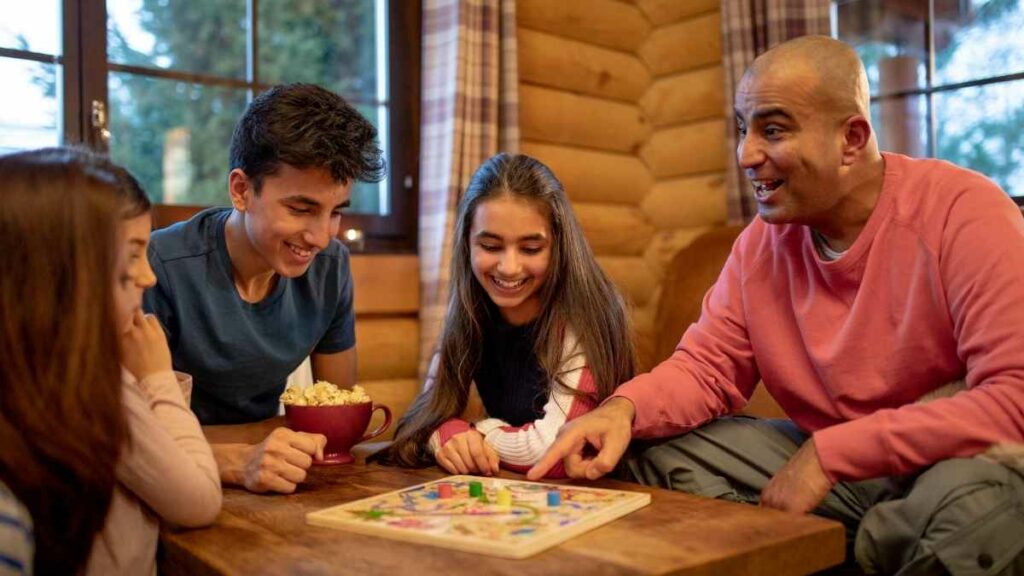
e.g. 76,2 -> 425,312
311,347 -> 357,388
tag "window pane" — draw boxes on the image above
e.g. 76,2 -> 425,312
258,0 -> 378,100
872,93 -> 929,158
349,104 -> 387,215
0,58 -> 60,154
935,80 -> 1024,199
107,0 -> 247,79
934,0 -> 1024,86
836,0 -> 928,96
108,73 -> 248,205
0,0 -> 60,54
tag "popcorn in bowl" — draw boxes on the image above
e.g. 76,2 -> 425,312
280,380 -> 371,407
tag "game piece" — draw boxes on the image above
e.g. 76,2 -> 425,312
496,487 -> 512,508
306,475 -> 651,559
547,490 -> 561,507
437,483 -> 453,499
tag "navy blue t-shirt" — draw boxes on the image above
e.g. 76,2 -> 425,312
143,207 -> 356,424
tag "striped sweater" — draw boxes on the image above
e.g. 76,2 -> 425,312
427,333 -> 598,478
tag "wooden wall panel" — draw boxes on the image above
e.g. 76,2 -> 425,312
641,174 -> 727,229
355,318 -> 419,381
574,203 -> 655,257
360,378 -> 420,440
635,0 -> 719,26
641,66 -> 724,127
351,255 -> 419,315
520,85 -> 650,153
519,29 -> 650,103
517,0 -> 651,53
638,12 -> 721,76
520,142 -> 651,205
640,118 -> 728,178
597,256 -> 658,307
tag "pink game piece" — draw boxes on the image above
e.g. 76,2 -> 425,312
437,483 -> 453,499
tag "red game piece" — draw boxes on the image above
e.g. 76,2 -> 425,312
437,483 -> 453,499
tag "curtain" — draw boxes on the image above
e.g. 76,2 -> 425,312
418,0 -> 520,378
721,0 -> 832,222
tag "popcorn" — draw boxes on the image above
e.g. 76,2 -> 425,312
280,381 -> 371,407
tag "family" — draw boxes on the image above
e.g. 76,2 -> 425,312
2,36 -> 1023,575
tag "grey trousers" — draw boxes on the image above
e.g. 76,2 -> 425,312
623,417 -> 1024,576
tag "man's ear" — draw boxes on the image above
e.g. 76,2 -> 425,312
841,115 -> 872,166
228,169 -> 253,211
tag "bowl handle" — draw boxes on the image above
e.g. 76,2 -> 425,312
359,403 -> 393,443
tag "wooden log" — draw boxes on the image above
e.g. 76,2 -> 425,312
641,173 -> 727,229
518,29 -> 650,103
355,318 -> 419,382
641,66 -> 725,127
517,0 -> 651,53
573,203 -> 655,257
520,85 -> 650,153
359,378 -> 421,439
351,255 -> 419,315
520,142 -> 652,205
640,118 -> 728,178
597,256 -> 658,308
636,0 -> 719,26
639,12 -> 721,76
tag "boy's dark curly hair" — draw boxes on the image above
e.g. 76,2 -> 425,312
229,83 -> 385,191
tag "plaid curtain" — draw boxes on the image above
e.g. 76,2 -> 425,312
721,0 -> 832,222
418,0 -> 520,378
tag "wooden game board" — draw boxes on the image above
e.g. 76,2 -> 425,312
306,475 -> 652,559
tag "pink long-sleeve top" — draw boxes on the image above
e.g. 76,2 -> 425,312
615,152 -> 1024,483
87,370 -> 222,575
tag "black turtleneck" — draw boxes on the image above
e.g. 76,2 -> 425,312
473,315 -> 548,426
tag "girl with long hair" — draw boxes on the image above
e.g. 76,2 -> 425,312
386,153 -> 635,478
0,148 -> 221,575
0,148 -> 129,574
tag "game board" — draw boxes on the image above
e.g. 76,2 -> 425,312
306,475 -> 651,559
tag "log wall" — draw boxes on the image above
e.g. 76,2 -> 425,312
518,0 -> 728,370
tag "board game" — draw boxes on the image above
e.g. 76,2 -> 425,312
306,475 -> 651,559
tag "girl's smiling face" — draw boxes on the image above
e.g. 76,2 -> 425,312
113,212 -> 156,333
469,196 -> 552,325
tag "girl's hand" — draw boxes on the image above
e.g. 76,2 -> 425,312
120,310 -> 173,381
435,429 -> 500,476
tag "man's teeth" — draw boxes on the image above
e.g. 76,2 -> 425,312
493,277 -> 527,289
752,179 -> 783,199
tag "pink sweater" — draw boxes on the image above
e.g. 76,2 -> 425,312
615,153 -> 1024,483
87,371 -> 221,575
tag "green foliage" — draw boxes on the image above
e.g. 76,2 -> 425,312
107,0 -> 378,207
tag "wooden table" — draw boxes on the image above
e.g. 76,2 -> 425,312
160,420 -> 846,575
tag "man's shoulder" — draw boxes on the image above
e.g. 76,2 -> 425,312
884,153 -> 1016,226
150,207 -> 230,263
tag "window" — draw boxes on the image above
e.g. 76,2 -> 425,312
0,0 -> 419,251
835,0 -> 1024,204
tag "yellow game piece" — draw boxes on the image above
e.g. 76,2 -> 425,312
496,487 -> 512,508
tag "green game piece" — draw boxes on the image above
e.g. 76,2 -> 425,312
468,481 -> 483,497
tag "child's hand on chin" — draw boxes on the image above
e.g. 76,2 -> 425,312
120,309 -> 173,381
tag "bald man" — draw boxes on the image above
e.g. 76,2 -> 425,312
529,36 -> 1024,574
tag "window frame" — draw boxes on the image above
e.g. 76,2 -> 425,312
835,0 -> 1024,206
4,0 -> 419,252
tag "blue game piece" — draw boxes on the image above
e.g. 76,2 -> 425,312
547,490 -> 561,507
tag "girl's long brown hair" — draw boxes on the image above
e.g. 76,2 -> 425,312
0,148 -> 131,574
386,153 -> 635,467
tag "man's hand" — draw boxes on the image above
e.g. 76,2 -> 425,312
527,397 -> 636,481
215,427 -> 327,494
435,429 -> 500,476
760,438 -> 834,513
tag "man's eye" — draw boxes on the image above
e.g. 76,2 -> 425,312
289,206 -> 312,214
764,126 -> 783,138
